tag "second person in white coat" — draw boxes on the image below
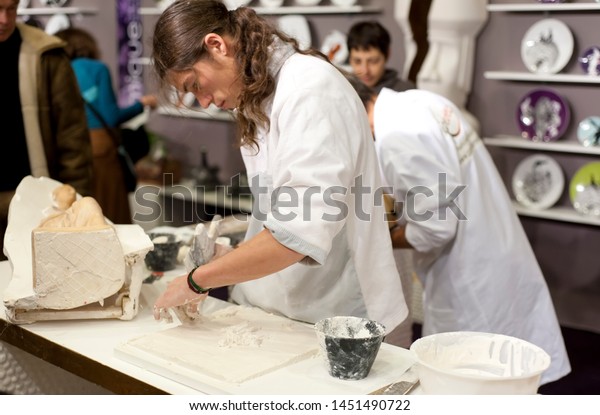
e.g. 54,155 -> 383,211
349,77 -> 571,385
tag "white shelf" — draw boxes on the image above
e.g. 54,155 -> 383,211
18,7 -> 98,15
483,136 -> 600,155
484,71 -> 600,84
140,5 -> 381,15
488,3 -> 600,12
513,202 -> 600,227
157,105 -> 234,122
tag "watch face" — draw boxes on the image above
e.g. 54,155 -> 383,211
577,116 -> 600,147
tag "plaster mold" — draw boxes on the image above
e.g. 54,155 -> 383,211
3,176 -> 153,324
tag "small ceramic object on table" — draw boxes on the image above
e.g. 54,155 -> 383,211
315,316 -> 385,380
578,46 -> 600,76
145,233 -> 182,272
516,88 -> 570,142
569,162 -> 600,217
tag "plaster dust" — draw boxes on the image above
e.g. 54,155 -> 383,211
120,305 -> 319,384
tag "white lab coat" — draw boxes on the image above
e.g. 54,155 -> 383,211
373,88 -> 570,384
230,44 -> 408,334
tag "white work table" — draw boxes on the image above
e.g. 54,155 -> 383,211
0,261 -> 415,395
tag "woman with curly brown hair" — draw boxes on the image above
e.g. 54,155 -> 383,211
152,0 -> 409,342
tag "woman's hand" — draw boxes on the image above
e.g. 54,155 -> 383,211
140,94 -> 158,109
153,274 -> 209,320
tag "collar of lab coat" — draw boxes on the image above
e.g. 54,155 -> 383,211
267,36 -> 296,79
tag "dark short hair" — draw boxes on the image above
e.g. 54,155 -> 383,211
343,70 -> 376,108
54,27 -> 99,60
347,21 -> 391,59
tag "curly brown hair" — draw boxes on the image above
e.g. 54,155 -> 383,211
152,0 -> 327,149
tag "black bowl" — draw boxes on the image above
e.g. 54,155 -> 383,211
145,233 -> 182,271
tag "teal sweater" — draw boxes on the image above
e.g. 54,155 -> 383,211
71,57 -> 143,129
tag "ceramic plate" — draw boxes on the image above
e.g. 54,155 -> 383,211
569,162 -> 600,217
294,0 -> 322,5
577,116 -> 600,147
277,15 -> 311,50
517,88 -> 569,142
331,0 -> 357,5
44,13 -> 70,35
520,18 -> 573,74
321,30 -> 349,65
38,0 -> 69,6
259,0 -> 284,7
512,154 -> 564,210
578,46 -> 600,76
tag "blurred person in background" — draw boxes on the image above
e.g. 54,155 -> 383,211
347,20 -> 414,93
0,0 -> 92,259
55,27 -> 157,224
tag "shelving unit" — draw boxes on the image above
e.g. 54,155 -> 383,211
482,3 -> 600,230
487,3 -> 600,12
17,7 -> 98,15
513,202 -> 600,227
484,71 -> 600,84
483,136 -> 600,156
139,5 -> 381,16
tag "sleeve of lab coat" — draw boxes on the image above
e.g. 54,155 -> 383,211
264,92 -> 363,265
377,118 -> 463,253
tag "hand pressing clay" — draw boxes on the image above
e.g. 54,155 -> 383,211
39,196 -> 107,228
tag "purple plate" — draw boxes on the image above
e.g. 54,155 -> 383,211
579,46 -> 600,76
516,88 -> 570,142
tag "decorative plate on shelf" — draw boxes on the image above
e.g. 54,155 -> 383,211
38,0 -> 69,7
277,15 -> 311,50
512,154 -> 564,210
321,30 -> 349,66
569,162 -> 600,217
44,13 -> 70,35
577,116 -> 600,147
520,18 -> 573,74
517,88 -> 570,142
578,46 -> 600,76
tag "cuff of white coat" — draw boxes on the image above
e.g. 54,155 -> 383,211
264,219 -> 326,266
